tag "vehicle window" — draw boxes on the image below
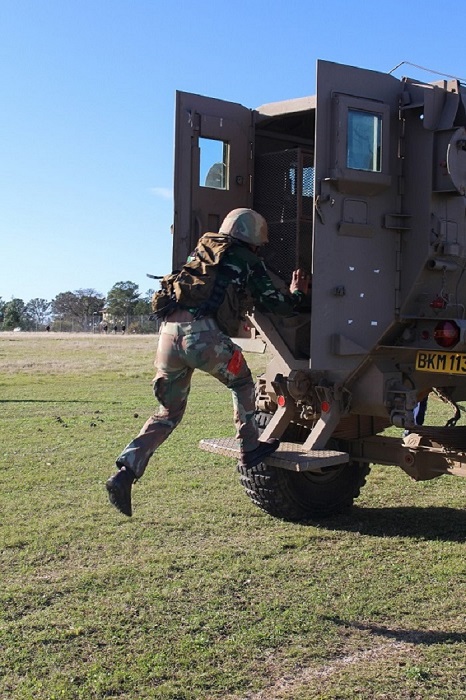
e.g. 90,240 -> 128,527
199,137 -> 229,189
288,165 -> 315,197
347,110 -> 382,172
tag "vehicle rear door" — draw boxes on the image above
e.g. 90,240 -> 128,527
311,60 -> 402,377
173,91 -> 253,268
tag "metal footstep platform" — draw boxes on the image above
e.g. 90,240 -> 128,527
199,437 -> 349,473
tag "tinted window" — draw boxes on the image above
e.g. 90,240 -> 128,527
347,110 -> 382,172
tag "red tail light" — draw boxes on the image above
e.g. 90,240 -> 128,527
433,320 -> 460,348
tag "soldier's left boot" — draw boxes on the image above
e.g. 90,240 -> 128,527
106,466 -> 135,517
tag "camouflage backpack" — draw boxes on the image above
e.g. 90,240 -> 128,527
151,232 -> 233,319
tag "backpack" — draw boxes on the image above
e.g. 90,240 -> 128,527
151,232 -> 233,319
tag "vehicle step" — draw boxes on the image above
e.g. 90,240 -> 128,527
199,437 -> 349,472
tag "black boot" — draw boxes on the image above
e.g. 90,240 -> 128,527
239,438 -> 280,469
106,466 -> 135,516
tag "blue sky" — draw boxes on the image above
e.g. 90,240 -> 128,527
1,0 -> 465,303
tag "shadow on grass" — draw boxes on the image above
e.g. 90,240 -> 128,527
324,616 -> 466,645
321,506 -> 466,542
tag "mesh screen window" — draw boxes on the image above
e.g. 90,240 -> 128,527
254,149 -> 313,281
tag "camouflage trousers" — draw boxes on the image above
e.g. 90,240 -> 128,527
115,317 -> 259,479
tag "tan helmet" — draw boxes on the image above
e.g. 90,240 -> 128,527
219,208 -> 268,246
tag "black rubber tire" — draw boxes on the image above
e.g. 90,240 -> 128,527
241,411 -> 370,521
237,460 -> 370,522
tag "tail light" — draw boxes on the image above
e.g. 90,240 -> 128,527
433,320 -> 460,348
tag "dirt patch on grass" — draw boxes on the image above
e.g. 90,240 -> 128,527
238,639 -> 414,699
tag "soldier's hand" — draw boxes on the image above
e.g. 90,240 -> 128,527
290,269 -> 311,294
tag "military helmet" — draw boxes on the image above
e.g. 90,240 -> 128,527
219,208 -> 268,246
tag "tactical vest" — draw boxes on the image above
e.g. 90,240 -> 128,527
151,232 -> 236,330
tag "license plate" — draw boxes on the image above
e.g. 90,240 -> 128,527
416,350 -> 466,374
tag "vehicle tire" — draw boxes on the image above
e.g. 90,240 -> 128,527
240,411 -> 370,521
237,460 -> 370,522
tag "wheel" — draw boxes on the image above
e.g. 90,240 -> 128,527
237,460 -> 370,522
239,411 -> 370,521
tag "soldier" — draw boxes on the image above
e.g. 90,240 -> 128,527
106,208 -> 310,516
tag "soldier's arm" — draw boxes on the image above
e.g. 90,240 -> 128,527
248,261 -> 309,315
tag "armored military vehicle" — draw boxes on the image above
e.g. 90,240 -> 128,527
172,59 -> 466,521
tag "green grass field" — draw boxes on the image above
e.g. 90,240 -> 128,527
1,332 -> 466,700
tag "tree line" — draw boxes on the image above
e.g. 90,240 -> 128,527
0,281 -> 157,333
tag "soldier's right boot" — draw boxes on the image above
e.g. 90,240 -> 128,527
239,438 -> 280,469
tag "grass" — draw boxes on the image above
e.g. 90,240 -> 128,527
1,331 -> 466,700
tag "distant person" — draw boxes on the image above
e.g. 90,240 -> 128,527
113,324 -> 118,334
106,208 -> 310,517
121,324 -> 126,334
404,393 -> 429,437
46,325 -> 50,332
103,324 -> 108,334
414,396 -> 428,426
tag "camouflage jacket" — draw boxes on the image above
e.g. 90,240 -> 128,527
189,241 -> 304,335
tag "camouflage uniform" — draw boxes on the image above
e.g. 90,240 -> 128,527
116,242 -> 304,479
